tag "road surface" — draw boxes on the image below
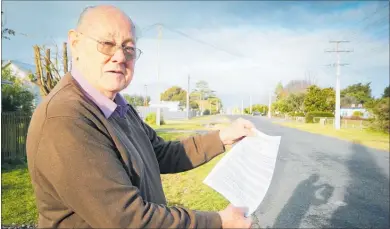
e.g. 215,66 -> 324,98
228,115 -> 389,228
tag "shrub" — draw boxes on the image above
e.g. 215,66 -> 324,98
203,109 -> 211,115
289,112 -> 305,117
366,97 -> 389,133
305,111 -> 334,123
145,112 -> 165,125
352,111 -> 364,117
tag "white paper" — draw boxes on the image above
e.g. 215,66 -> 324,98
203,129 -> 281,216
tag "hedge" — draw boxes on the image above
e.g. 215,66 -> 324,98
305,111 -> 334,123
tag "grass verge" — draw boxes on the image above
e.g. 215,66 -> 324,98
277,121 -> 389,151
1,115 -> 230,225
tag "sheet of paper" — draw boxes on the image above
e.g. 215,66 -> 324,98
203,129 -> 281,216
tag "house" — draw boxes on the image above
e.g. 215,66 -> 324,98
2,60 -> 42,108
340,104 -> 371,119
149,100 -> 180,111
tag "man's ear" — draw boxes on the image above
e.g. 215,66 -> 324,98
68,29 -> 80,55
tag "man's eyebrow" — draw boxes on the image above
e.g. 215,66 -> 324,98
123,38 -> 135,45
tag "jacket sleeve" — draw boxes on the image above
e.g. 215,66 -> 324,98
34,117 -> 222,229
141,121 -> 226,174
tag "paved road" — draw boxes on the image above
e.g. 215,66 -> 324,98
228,115 -> 389,228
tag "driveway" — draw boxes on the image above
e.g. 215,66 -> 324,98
228,115 -> 389,228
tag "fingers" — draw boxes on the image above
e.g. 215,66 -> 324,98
236,118 -> 255,129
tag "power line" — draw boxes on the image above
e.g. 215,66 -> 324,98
339,2 -> 389,41
161,24 -> 245,58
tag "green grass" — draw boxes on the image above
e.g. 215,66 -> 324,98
277,121 -> 389,151
1,164 -> 38,225
162,153 -> 228,211
1,115 -> 229,225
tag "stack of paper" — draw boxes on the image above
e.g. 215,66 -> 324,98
203,129 -> 281,216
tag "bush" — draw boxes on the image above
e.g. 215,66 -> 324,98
352,111 -> 364,117
145,112 -> 165,125
289,112 -> 305,117
366,97 -> 389,133
203,109 -> 211,115
305,111 -> 334,123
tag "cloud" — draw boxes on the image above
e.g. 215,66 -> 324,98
3,1 -> 388,108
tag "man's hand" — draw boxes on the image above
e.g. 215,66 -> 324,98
218,204 -> 252,228
219,118 -> 256,145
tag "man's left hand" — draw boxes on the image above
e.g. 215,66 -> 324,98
219,118 -> 256,145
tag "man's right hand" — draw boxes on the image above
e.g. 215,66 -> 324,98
218,204 -> 252,228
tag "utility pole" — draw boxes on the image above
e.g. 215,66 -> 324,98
144,84 -> 148,106
249,95 -> 252,114
186,74 -> 190,119
156,24 -> 163,126
268,91 -> 272,118
326,40 -> 352,130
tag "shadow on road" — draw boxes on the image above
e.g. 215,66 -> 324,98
329,141 -> 390,228
272,173 -> 334,228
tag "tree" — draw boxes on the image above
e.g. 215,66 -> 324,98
2,66 -> 35,114
245,104 -> 268,114
365,97 -> 389,133
274,81 -> 286,100
1,11 -> 16,40
341,82 -> 372,105
123,94 -> 150,106
160,86 -> 187,108
195,80 -> 215,100
29,42 -> 69,97
285,93 -> 306,113
303,85 -> 335,113
382,86 -> 389,98
207,96 -> 222,114
341,95 -> 358,108
284,79 -> 314,95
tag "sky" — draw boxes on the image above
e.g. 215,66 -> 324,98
2,1 -> 389,109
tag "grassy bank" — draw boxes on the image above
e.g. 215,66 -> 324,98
1,115 -> 230,225
277,121 -> 389,151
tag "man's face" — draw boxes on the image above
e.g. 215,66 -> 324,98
70,9 -> 137,98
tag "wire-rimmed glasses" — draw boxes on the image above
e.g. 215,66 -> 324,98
78,32 -> 142,61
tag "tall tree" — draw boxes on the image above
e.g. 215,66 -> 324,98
274,81 -> 285,100
285,92 -> 306,113
341,82 -> 372,105
2,66 -> 35,114
284,79 -> 314,95
195,80 -> 215,100
123,94 -> 150,107
382,86 -> 389,98
160,86 -> 187,108
303,85 -> 335,113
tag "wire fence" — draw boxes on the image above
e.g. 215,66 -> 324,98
286,116 -> 370,130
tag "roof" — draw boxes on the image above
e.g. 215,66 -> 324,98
11,60 -> 35,73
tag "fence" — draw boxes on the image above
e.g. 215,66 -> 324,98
286,116 -> 370,130
1,112 -> 32,161
136,106 -> 197,120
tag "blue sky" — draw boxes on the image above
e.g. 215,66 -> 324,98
2,1 -> 389,108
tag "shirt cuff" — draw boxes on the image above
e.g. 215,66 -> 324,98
202,130 -> 226,160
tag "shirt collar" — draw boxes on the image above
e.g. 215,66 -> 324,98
71,67 -> 129,119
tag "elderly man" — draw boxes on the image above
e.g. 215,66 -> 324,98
26,5 -> 254,229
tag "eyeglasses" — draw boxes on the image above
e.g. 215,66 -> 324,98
78,32 -> 142,61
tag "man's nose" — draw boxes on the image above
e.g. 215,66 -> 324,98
110,48 -> 126,63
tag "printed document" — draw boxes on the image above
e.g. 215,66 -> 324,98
203,129 -> 281,216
